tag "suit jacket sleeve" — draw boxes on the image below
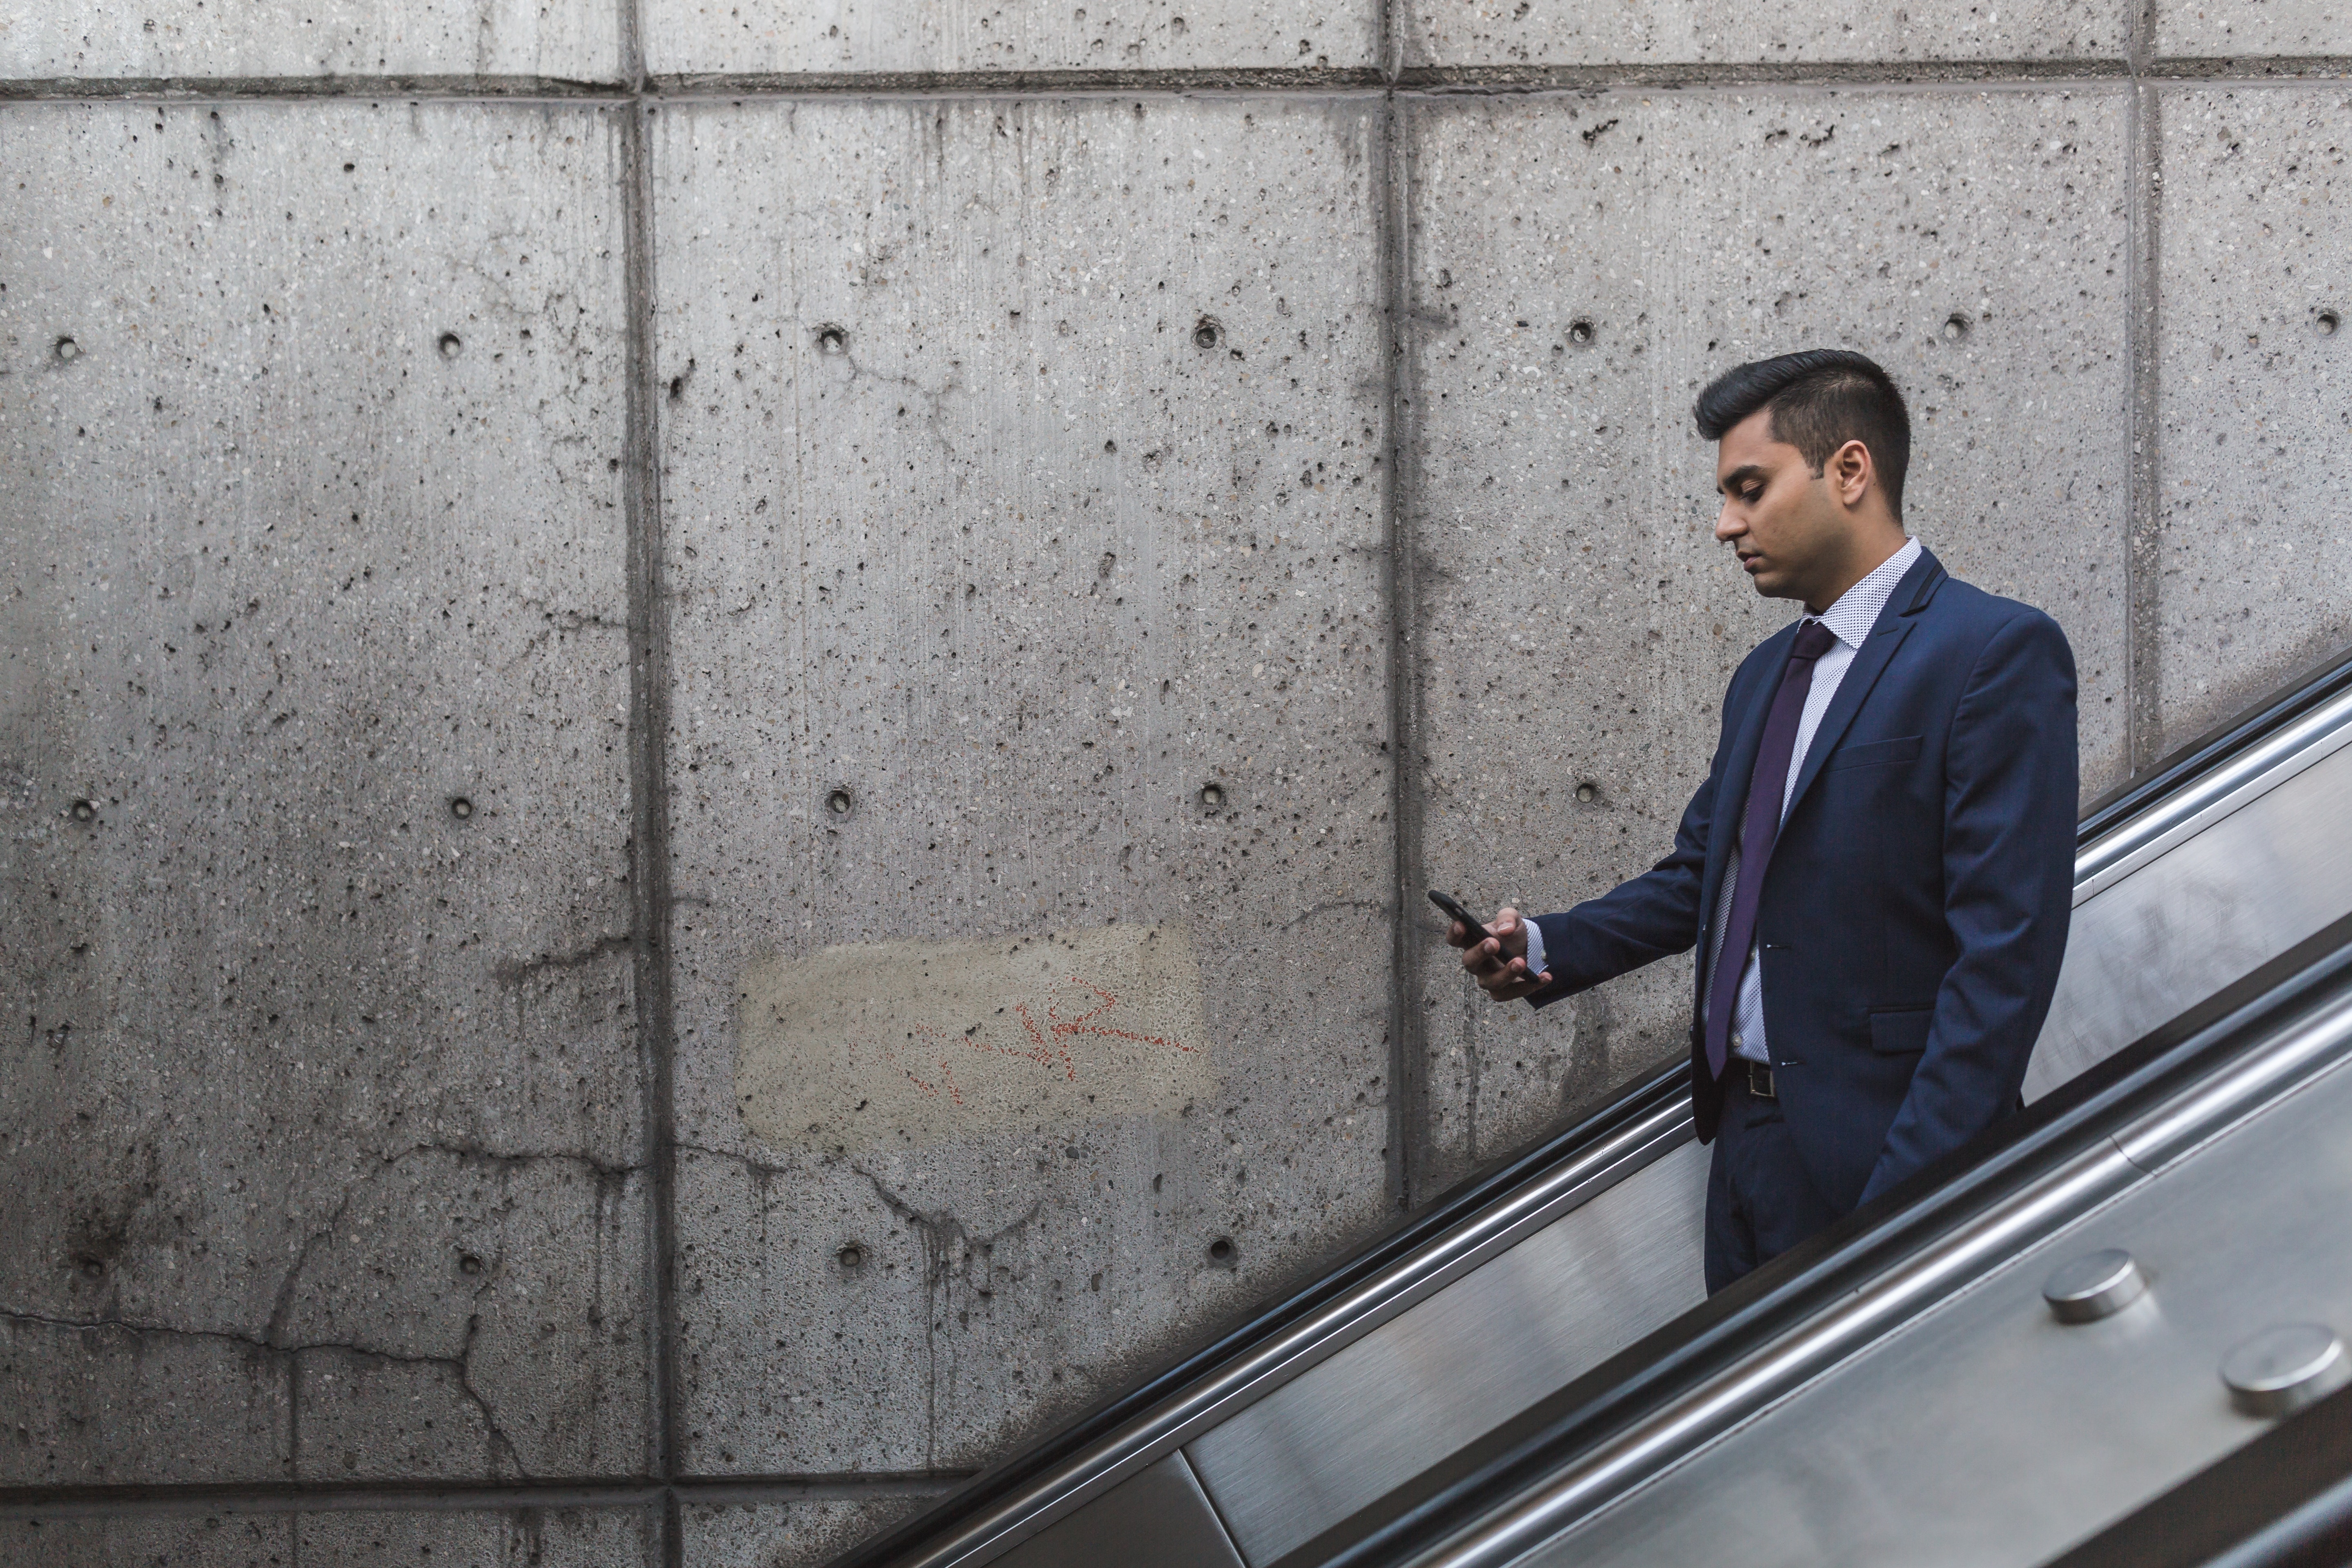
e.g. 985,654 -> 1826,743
1860,609 -> 2078,1201
1524,679 -> 1738,1007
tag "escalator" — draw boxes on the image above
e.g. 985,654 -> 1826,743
833,646 -> 2352,1568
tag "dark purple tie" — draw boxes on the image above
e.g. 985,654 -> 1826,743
1704,619 -> 1840,1080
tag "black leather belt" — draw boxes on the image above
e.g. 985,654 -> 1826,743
1744,1060 -> 1777,1100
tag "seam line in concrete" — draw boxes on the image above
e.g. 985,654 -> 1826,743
0,57 -> 2344,105
1376,1 -> 1430,1213
0,1472 -> 976,1523
615,0 -> 684,1559
2125,0 -> 2165,768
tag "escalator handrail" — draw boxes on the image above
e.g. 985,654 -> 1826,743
829,1062 -> 1690,1568
1319,912 -> 2352,1568
836,641 -> 2352,1568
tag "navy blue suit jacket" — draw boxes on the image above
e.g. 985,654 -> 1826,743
1530,549 -> 2077,1211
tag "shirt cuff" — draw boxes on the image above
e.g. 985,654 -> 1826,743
1521,918 -> 1548,983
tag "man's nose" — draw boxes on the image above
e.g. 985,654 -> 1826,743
1715,503 -> 1744,543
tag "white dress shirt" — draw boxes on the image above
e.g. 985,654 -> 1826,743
1523,537 -> 1922,1063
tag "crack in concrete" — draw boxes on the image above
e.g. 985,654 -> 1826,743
492,933 -> 637,989
5,1142 -> 647,1487
0,1306 -> 524,1478
855,1169 -> 1042,1470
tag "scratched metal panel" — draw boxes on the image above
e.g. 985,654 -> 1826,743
2027,738 -> 2352,1099
996,1451 -> 1245,1568
1185,1139 -> 1709,1565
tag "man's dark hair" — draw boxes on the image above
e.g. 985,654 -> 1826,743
1693,349 -> 1912,519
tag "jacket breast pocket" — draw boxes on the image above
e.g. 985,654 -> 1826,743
1869,1007 -> 1936,1056
1826,733 -> 1924,773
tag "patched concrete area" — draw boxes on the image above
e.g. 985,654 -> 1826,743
1401,90 -> 2132,1188
738,923 -> 1212,1152
1403,0 -> 2124,69
0,102 -> 644,1483
641,0 -> 1374,77
0,0 -> 620,80
2156,86 -> 2352,751
655,95 -> 1395,1473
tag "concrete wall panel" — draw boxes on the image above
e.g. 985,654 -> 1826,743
1403,0 -> 2125,71
0,1506 -> 651,1568
0,0 -> 619,82
653,96 -> 1395,1472
2158,2 -> 2352,60
686,1497 -> 938,1568
640,0 -> 1374,78
2156,85 -> 2352,751
1402,89 -> 2132,1188
0,102 -> 644,1484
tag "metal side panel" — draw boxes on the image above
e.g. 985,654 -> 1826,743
995,1451 -> 1244,1568
2029,734 -> 2352,1099
1523,1031 -> 2352,1568
1186,1138 -> 1709,1565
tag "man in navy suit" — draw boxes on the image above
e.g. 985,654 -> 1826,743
1449,350 -> 2077,1292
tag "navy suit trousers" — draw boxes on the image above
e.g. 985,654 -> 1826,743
1705,1076 -> 1844,1294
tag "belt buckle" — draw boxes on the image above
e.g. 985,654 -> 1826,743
1746,1061 -> 1777,1100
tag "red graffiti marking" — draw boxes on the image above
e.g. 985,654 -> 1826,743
882,975 -> 1195,1101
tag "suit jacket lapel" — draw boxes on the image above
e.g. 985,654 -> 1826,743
1782,548 -> 1942,818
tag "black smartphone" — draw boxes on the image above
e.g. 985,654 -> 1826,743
1428,889 -> 1494,946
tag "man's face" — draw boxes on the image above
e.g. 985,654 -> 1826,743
1712,408 -> 1845,606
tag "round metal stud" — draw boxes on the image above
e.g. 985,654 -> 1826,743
2042,1248 -> 2147,1323
2222,1324 -> 2350,1418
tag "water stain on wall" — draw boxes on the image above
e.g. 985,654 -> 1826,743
735,923 -> 1212,1152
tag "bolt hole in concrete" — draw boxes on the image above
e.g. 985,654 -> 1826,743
1198,782 -> 1225,809
79,1258 -> 103,1278
1194,316 -> 1223,350
837,1243 -> 866,1271
1567,319 -> 1595,346
438,331 -> 463,359
69,799 -> 96,822
2320,309 -> 2342,337
827,788 -> 854,816
449,796 -> 474,820
1944,312 -> 1971,341
1574,782 -> 1599,803
1207,1236 -> 1236,1267
459,1253 -> 484,1276
53,336 -> 80,363
817,324 -> 849,356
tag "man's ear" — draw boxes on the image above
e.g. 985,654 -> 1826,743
1829,438 -> 1874,508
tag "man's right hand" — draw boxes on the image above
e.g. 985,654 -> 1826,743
1448,905 -> 1552,1002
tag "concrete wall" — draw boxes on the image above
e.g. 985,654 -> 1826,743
1,1 -> 2344,1561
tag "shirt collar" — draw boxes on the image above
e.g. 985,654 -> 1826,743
1810,537 -> 1921,650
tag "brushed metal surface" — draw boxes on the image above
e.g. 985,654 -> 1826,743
993,1451 -> 1244,1568
1186,1140 -> 1710,1564
1498,1007 -> 2352,1568
2027,734 -> 2352,1099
